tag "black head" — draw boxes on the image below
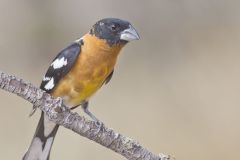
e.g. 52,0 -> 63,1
90,18 -> 140,45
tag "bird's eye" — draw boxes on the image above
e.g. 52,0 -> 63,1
110,24 -> 117,31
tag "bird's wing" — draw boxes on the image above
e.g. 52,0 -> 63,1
24,40 -> 83,159
40,40 -> 83,93
104,70 -> 114,85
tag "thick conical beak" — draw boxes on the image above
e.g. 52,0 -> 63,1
120,25 -> 140,41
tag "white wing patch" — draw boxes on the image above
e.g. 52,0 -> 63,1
42,76 -> 51,81
51,57 -> 68,69
44,77 -> 54,90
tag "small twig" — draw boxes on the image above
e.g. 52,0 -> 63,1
0,71 -> 172,160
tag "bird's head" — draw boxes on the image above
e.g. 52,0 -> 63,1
90,18 -> 140,46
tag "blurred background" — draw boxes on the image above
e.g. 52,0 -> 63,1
0,0 -> 240,159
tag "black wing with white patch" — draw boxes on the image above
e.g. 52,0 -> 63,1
40,40 -> 82,93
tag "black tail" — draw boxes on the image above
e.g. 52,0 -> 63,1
23,112 -> 59,160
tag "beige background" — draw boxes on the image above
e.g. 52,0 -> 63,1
0,0 -> 240,159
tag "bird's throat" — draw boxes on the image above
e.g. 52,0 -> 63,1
82,33 -> 124,57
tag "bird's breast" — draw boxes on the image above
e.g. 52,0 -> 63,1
51,34 -> 123,107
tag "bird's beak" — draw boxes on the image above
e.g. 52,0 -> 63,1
120,25 -> 140,41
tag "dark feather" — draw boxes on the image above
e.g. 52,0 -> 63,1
40,40 -> 82,93
104,70 -> 114,84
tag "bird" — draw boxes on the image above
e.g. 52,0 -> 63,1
23,18 -> 140,160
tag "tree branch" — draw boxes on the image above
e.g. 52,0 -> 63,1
0,71 -> 171,160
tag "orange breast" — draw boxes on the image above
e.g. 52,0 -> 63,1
51,34 -> 124,107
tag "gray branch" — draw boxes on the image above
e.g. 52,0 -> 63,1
0,71 -> 172,160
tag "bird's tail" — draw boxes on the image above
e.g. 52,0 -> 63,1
23,112 -> 59,160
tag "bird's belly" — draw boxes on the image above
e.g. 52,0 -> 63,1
52,65 -> 110,108
70,78 -> 105,105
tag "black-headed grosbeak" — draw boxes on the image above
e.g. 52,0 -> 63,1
23,18 -> 139,160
